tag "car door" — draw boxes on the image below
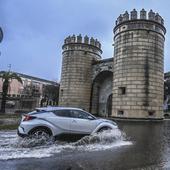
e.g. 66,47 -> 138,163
70,110 -> 97,134
47,110 -> 71,132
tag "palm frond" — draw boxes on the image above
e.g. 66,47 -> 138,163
10,73 -> 23,84
0,71 -> 9,80
0,71 -> 22,84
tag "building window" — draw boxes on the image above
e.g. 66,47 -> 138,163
117,110 -> 124,115
60,89 -> 63,96
148,111 -> 155,116
118,87 -> 126,95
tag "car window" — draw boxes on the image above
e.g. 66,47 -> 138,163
71,110 -> 89,119
28,110 -> 46,115
53,110 -> 71,118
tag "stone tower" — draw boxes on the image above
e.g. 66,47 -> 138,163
112,9 -> 166,119
59,34 -> 102,111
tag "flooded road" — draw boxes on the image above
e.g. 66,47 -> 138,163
1,121 -> 170,169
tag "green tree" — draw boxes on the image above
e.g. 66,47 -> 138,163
41,84 -> 59,106
0,71 -> 22,113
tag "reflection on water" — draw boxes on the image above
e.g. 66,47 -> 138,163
0,128 -> 131,160
118,121 -> 169,169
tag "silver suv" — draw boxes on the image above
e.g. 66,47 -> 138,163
17,107 -> 117,139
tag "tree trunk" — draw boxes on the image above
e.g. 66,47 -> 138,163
1,94 -> 6,113
0,80 -> 9,114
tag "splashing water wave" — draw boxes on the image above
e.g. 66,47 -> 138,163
0,129 -> 132,160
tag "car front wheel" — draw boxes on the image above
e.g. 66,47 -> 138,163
97,127 -> 112,133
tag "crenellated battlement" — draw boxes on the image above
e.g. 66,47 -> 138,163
116,9 -> 164,26
63,34 -> 101,49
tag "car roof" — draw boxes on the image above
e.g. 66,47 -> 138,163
35,106 -> 84,112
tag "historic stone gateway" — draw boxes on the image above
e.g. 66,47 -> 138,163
59,9 -> 166,120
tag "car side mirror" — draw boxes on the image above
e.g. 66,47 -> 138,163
87,116 -> 94,120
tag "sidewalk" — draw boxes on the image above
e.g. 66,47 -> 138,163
0,113 -> 21,130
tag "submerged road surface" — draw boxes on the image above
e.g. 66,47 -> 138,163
1,121 -> 170,170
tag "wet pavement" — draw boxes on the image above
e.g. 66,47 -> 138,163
1,121 -> 170,170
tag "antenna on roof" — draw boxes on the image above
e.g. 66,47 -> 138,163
7,64 -> 11,72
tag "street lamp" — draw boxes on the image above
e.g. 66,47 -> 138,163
0,27 -> 3,43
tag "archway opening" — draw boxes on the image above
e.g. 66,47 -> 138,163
90,71 -> 113,117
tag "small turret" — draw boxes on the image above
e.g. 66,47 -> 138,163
84,35 -> 89,44
71,34 -> 76,43
64,36 -> 71,44
130,9 -> 137,20
122,11 -> 129,21
116,15 -> 123,25
155,13 -> 162,24
140,9 -> 146,19
161,18 -> 164,25
95,39 -> 101,49
90,37 -> 95,46
77,34 -> 82,43
148,10 -> 155,20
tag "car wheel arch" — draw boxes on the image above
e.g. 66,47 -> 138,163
97,126 -> 112,132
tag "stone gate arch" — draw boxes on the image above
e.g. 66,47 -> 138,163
90,70 -> 113,117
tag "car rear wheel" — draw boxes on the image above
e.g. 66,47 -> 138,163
30,128 -> 52,140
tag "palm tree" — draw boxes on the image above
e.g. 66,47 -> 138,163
0,71 -> 22,113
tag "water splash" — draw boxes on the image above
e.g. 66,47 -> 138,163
75,129 -> 124,145
73,129 -> 131,151
0,129 -> 132,160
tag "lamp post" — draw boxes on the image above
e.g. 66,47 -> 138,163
0,27 -> 3,43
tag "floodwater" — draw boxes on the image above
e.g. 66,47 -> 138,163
1,121 -> 170,170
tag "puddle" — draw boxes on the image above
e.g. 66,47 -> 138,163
0,129 -> 132,160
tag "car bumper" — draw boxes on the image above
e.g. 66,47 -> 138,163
17,126 -> 28,137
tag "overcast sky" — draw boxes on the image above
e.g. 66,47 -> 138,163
0,0 -> 169,82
